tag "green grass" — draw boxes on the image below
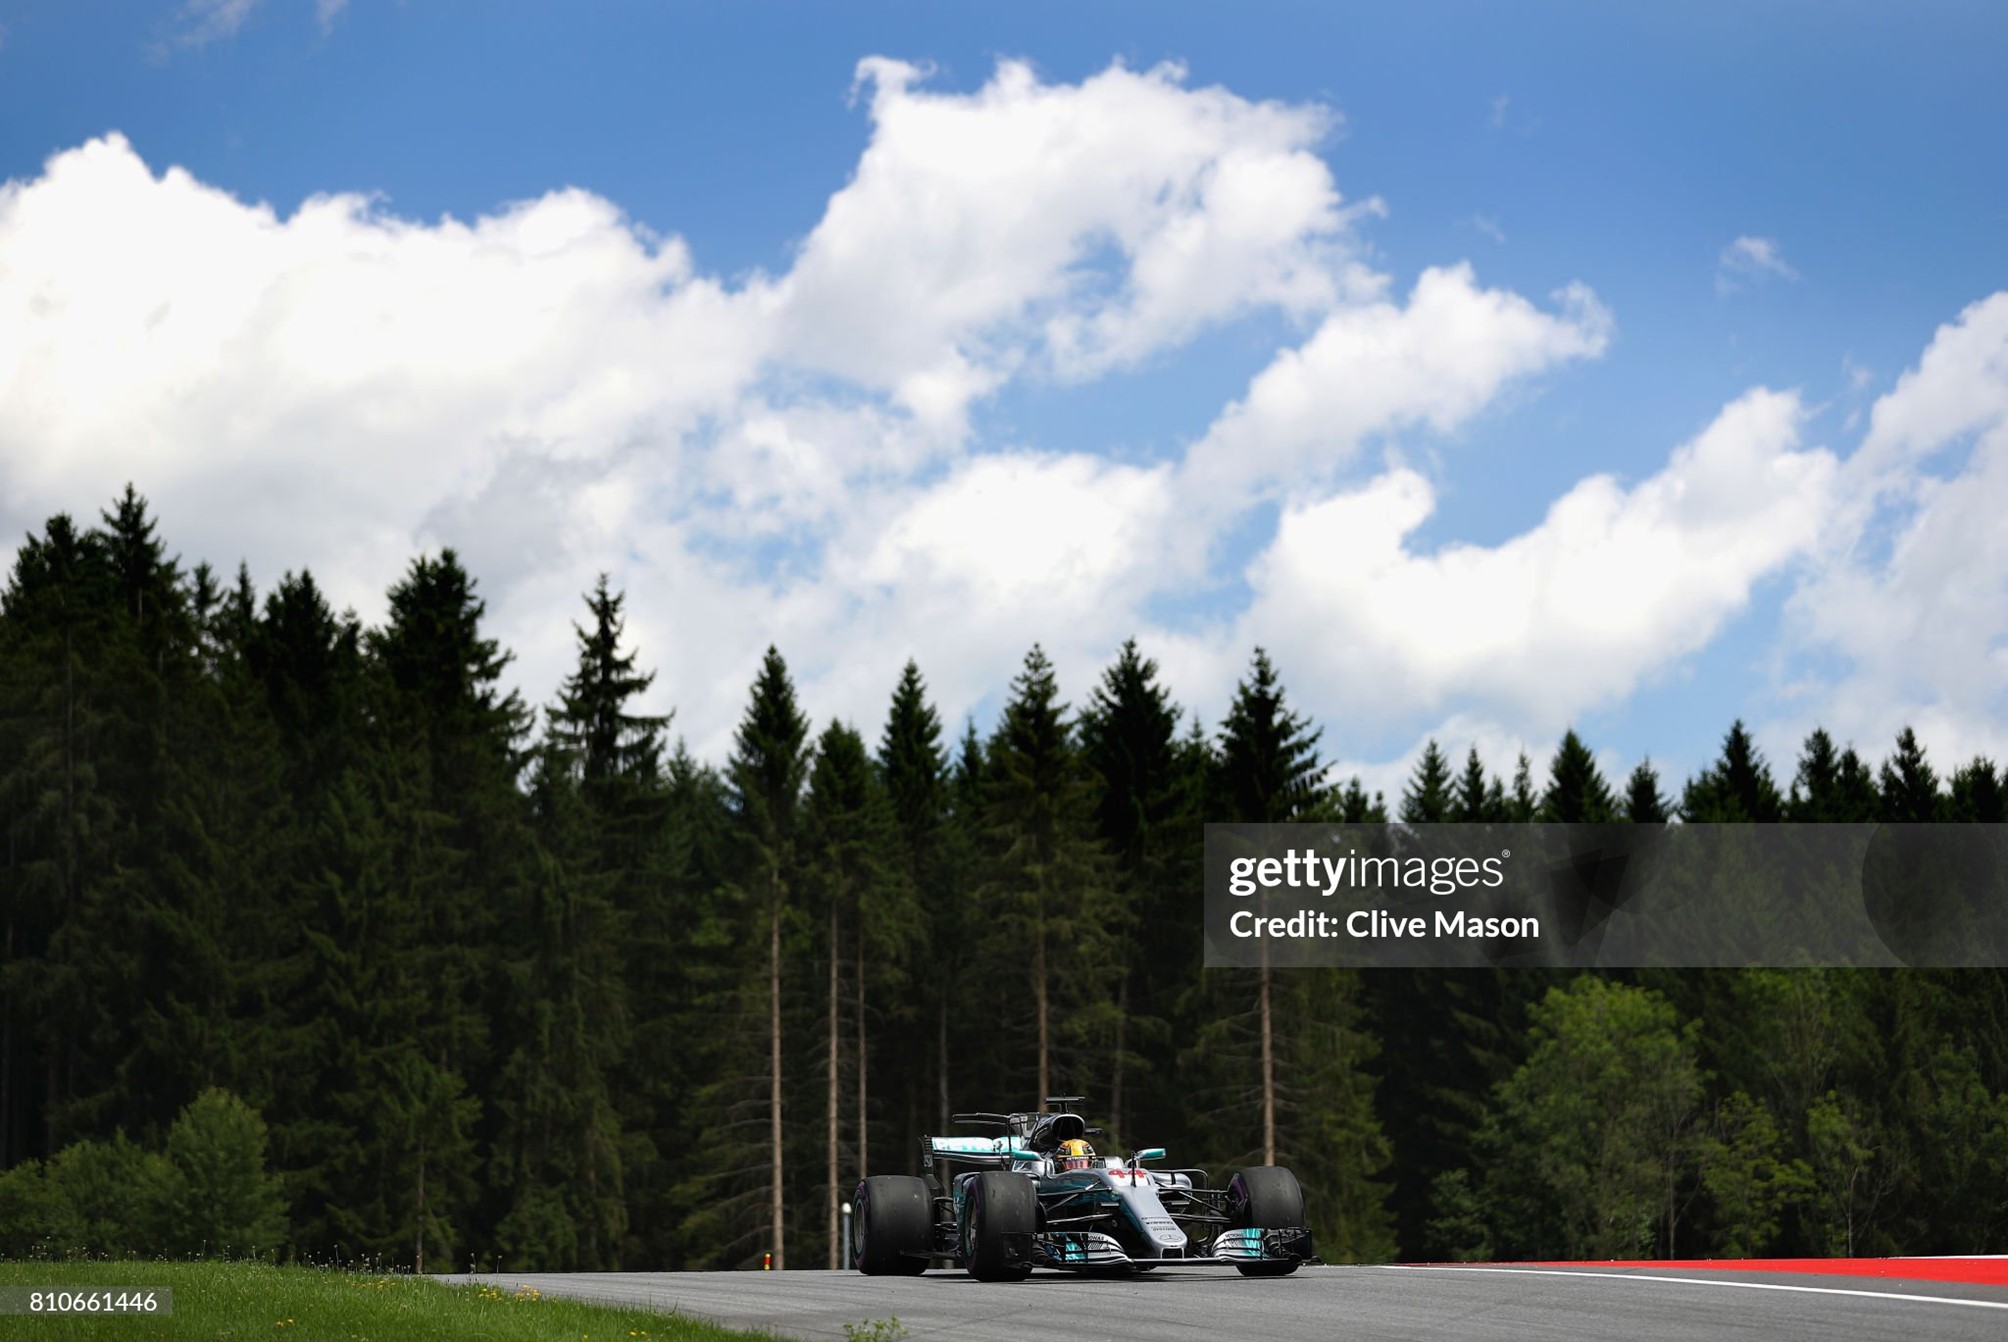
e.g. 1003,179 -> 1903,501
0,1259 -> 768,1341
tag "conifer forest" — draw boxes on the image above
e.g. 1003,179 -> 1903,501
2,490 -> 2005,1271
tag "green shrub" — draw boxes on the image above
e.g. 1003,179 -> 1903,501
49,1132 -> 177,1254
158,1087 -> 289,1257
0,1158 -> 82,1256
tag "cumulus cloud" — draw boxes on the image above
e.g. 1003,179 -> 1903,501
1178,264 -> 1611,514
1209,389 -> 1835,733
776,57 -> 1369,434
0,133 -> 762,634
1717,235 -> 1800,295
1779,293 -> 2008,764
12,57 -> 1985,778
0,60 -> 1404,759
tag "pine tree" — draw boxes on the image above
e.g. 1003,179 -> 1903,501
1452,747 -> 1505,823
1622,758 -> 1670,822
801,720 -> 912,1266
723,648 -> 809,1269
0,513 -> 123,1159
1330,776 -> 1388,822
1213,650 -> 1323,824
1540,730 -> 1616,822
1204,650 -> 1324,1166
876,662 -> 956,1149
1682,721 -> 1784,822
1947,759 -> 2004,822
1506,752 -> 1538,822
1189,649 -> 1390,1257
1400,741 -> 1455,823
1788,729 -> 1844,821
1877,728 -> 1941,822
487,579 -> 666,1270
357,550 -> 533,1269
546,576 -> 669,855
978,646 -> 1121,1109
1834,747 -> 1880,821
1078,639 -> 1194,1143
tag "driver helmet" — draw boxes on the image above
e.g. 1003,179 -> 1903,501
1058,1138 -> 1095,1172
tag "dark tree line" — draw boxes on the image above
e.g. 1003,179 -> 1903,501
2,490 -> 2004,1269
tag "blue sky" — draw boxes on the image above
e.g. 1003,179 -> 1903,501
2,1 -> 2004,797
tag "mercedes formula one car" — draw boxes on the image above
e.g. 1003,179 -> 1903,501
851,1096 -> 1314,1279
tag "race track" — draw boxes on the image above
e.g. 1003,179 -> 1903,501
439,1261 -> 2008,1341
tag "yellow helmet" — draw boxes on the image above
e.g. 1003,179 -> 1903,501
1058,1138 -> 1095,1171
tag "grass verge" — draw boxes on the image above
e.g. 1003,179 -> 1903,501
0,1259 -> 767,1341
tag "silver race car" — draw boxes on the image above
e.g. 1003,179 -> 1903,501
852,1096 -> 1314,1279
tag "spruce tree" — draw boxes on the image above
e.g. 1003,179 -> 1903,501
1400,741 -> 1455,823
1623,759 -> 1670,823
1078,639 -> 1193,1142
1190,649 -> 1390,1257
1213,649 -> 1323,823
1539,729 -> 1616,822
723,647 -> 808,1269
1452,747 -> 1505,822
1877,728 -> 1941,822
1947,759 -> 2004,822
1506,752 -> 1538,822
801,719 -> 912,1266
0,513 -> 122,1157
1788,729 -> 1844,821
876,662 -> 957,1145
357,550 -> 532,1269
978,646 -> 1121,1109
1682,721 -> 1783,822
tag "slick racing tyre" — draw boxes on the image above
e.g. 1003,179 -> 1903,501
1228,1165 -> 1308,1277
964,1170 -> 1035,1282
855,1175 -> 931,1275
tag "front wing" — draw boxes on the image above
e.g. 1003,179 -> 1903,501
965,1226 -> 1315,1272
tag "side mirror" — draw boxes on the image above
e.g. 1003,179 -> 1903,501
1133,1147 -> 1166,1162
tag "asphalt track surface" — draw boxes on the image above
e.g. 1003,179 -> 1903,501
441,1261 -> 2008,1341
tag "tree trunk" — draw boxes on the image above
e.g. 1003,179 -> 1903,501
1,915 -> 11,1169
770,873 -> 785,1270
937,997 -> 949,1133
1111,974 -> 1128,1141
415,1130 -> 427,1273
827,902 -> 839,1269
1035,929 -> 1049,1108
856,935 -> 868,1183
1260,960 -> 1275,1166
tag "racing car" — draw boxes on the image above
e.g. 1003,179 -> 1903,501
851,1095 -> 1314,1279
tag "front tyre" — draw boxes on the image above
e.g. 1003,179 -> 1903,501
855,1175 -> 931,1275
964,1171 -> 1035,1282
1228,1166 -> 1308,1278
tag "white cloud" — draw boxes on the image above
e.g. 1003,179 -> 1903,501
0,59 -> 1402,762
1217,389 -> 1835,732
1779,293 -> 2008,766
1717,235 -> 1800,295
173,0 -> 263,48
161,0 -> 347,52
0,133 -> 764,628
774,57 -> 1368,433
17,59 -> 1982,782
1178,263 -> 1611,514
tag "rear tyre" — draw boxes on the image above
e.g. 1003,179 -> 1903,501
965,1171 -> 1035,1282
855,1175 -> 931,1275
1228,1166 -> 1307,1278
